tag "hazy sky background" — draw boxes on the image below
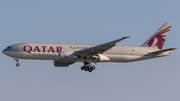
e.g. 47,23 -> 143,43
0,0 -> 180,101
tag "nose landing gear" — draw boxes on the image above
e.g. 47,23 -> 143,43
14,58 -> 20,67
16,63 -> 20,67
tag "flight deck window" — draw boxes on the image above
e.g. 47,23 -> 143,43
7,46 -> 11,49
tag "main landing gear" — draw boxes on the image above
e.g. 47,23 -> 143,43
14,58 -> 20,67
81,62 -> 96,72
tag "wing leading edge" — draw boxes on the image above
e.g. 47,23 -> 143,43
75,36 -> 130,56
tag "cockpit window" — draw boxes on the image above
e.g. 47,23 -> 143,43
7,46 -> 11,49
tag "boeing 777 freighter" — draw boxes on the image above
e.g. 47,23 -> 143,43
2,23 -> 176,72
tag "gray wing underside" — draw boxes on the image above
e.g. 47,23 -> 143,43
75,36 -> 130,56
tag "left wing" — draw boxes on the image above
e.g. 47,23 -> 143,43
75,36 -> 130,56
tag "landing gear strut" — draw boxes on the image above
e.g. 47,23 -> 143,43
81,62 -> 96,72
14,58 -> 20,67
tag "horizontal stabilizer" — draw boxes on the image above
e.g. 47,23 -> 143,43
148,48 -> 176,54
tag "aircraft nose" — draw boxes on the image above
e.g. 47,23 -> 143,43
2,46 -> 12,55
2,48 -> 9,55
2,49 -> 6,55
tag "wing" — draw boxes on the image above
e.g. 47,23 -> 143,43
148,48 -> 176,55
75,36 -> 130,56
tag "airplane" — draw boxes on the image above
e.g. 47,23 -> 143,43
2,23 -> 176,72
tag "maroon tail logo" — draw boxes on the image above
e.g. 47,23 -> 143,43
147,26 -> 171,49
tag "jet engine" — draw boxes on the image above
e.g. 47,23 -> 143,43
58,51 -> 78,63
54,60 -> 74,67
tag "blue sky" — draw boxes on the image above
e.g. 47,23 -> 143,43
0,0 -> 180,101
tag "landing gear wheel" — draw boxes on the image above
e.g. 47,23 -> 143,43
85,67 -> 88,71
88,69 -> 92,72
92,66 -> 96,70
81,66 -> 84,70
16,63 -> 20,67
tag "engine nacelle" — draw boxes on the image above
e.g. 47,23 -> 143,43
58,51 -> 78,63
54,60 -> 73,67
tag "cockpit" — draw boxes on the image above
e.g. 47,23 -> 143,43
2,46 -> 12,55
2,44 -> 21,58
7,46 -> 11,49
4,46 -> 12,51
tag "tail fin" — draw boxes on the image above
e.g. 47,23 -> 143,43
141,23 -> 172,49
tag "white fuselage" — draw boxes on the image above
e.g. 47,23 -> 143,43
3,43 -> 172,63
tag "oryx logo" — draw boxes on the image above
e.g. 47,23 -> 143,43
147,26 -> 171,49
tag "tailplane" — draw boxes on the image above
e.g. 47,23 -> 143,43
141,23 -> 172,49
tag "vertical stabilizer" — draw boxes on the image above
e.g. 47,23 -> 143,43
141,23 -> 172,49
